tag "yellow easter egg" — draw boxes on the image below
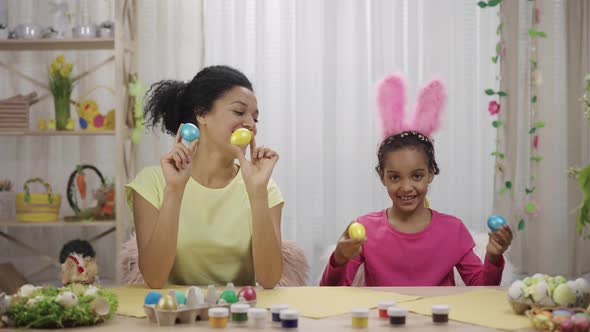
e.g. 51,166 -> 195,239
66,119 -> 75,131
156,295 -> 177,311
348,222 -> 366,239
230,128 -> 252,146
104,110 -> 115,130
47,120 -> 56,130
37,118 -> 47,130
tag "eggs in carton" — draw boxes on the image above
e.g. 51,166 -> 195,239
143,284 -> 258,326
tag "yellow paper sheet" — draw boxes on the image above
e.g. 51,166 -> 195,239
109,285 -> 420,319
403,289 -> 531,331
256,287 -> 420,319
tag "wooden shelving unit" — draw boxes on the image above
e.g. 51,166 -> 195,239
0,220 -> 116,227
0,38 -> 114,51
0,0 -> 139,283
0,130 -> 116,136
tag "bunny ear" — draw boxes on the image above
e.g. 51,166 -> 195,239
409,79 -> 446,137
376,75 -> 407,139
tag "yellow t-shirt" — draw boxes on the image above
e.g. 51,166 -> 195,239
125,166 -> 284,286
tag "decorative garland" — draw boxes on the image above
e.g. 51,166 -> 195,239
520,1 -> 547,231
478,0 -> 513,207
479,0 -> 547,231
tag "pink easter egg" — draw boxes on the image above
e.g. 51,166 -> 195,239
93,114 -> 105,128
237,286 -> 256,301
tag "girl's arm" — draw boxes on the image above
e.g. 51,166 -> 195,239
320,224 -> 366,286
133,189 -> 183,289
250,191 -> 284,289
320,251 -> 364,286
455,249 -> 504,286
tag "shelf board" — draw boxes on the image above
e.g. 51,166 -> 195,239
0,38 -> 115,51
0,130 -> 115,136
0,220 -> 115,227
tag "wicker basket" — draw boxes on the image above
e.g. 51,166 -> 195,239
525,306 -> 588,331
0,191 -> 16,220
15,178 -> 61,222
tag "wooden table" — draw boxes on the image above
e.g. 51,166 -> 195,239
10,286 -> 535,331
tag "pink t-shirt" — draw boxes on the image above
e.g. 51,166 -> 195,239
320,209 -> 504,286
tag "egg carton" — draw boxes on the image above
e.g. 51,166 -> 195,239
143,284 -> 259,327
144,300 -> 257,326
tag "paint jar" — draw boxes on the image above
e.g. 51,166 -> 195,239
208,307 -> 229,328
432,304 -> 450,323
378,301 -> 396,319
351,308 -> 369,328
231,303 -> 250,324
388,306 -> 407,326
280,309 -> 299,329
248,308 -> 268,329
271,304 -> 289,323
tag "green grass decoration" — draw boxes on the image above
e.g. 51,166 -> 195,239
4,285 -> 118,328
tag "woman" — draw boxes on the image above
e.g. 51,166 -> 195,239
126,65 -> 284,289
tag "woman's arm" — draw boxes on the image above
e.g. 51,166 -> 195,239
250,192 -> 284,289
132,127 -> 198,288
133,189 -> 185,289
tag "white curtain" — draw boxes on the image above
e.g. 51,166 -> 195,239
1,0 -> 499,284
200,0 -> 498,282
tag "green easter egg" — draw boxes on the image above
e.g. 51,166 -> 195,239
218,290 -> 238,304
175,290 -> 186,305
553,284 -> 575,306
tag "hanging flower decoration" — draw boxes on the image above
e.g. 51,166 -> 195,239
534,8 -> 541,24
495,161 -> 506,175
531,69 -> 543,86
524,200 -> 539,218
488,101 -> 501,115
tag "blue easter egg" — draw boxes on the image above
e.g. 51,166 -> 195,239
79,118 -> 88,129
553,310 -> 572,317
487,215 -> 507,231
144,291 -> 162,305
180,123 -> 200,142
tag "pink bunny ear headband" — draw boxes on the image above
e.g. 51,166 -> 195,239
376,74 -> 447,142
374,74 -> 447,175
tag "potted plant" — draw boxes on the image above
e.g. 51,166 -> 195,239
570,74 -> 590,238
49,55 -> 74,130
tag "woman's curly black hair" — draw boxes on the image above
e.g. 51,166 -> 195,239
143,65 -> 253,136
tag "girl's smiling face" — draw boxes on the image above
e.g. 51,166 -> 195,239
381,148 -> 433,214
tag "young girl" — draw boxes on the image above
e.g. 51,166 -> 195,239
126,65 -> 284,289
320,75 -> 513,286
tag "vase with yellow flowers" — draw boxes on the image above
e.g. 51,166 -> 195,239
49,55 -> 74,130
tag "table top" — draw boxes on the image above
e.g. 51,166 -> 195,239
9,286 -> 536,332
